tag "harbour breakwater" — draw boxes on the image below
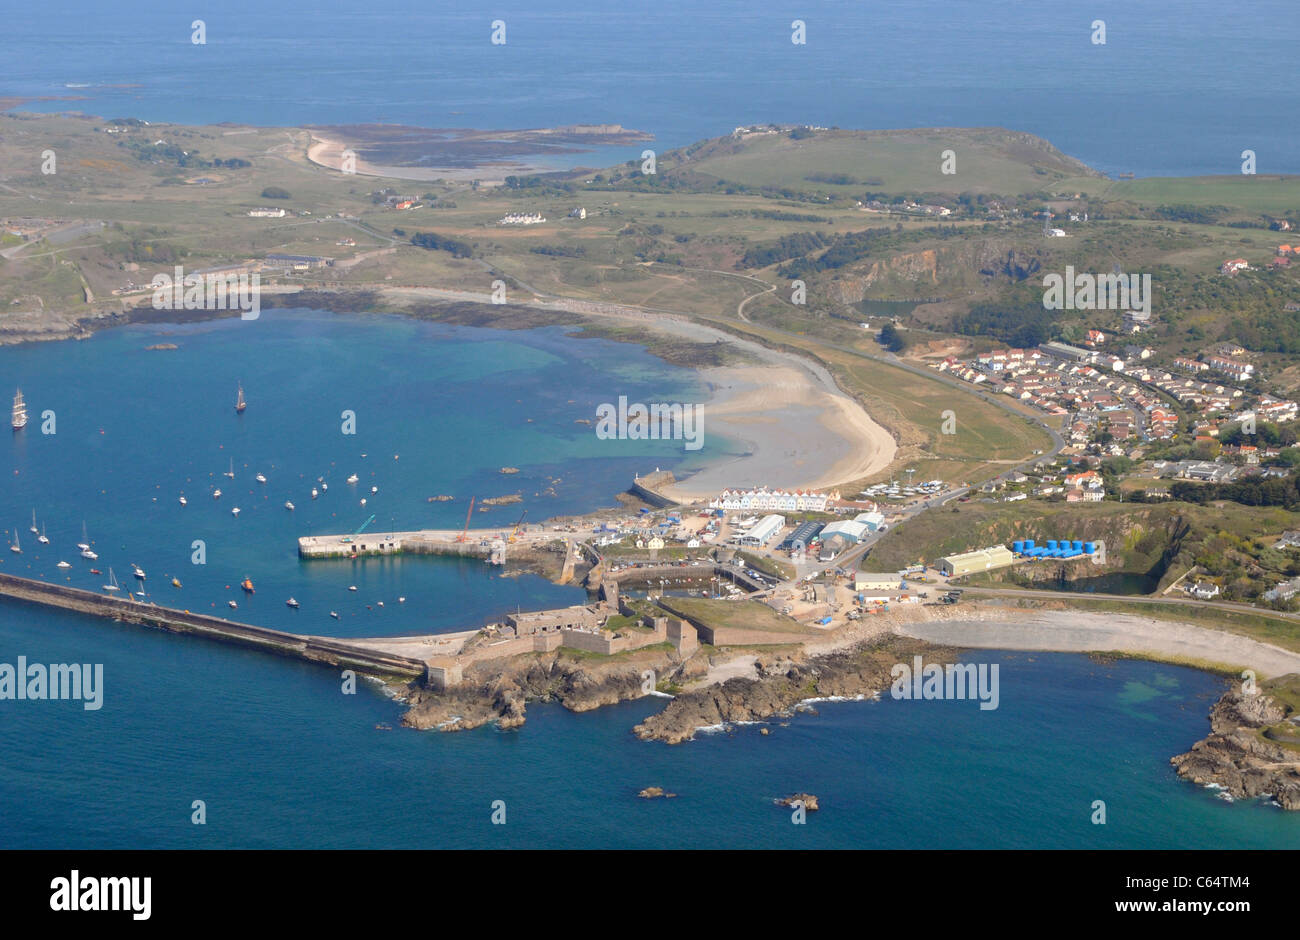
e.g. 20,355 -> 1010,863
0,572 -> 428,681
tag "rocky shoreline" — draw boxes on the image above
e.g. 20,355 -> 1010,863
633,636 -> 954,744
1170,688 -> 1300,810
399,633 -> 956,742
400,645 -> 706,733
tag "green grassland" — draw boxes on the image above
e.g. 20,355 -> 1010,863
660,597 -> 818,636
1098,175 -> 1300,217
675,127 -> 1101,196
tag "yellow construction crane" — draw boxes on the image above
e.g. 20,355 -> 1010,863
508,510 -> 528,543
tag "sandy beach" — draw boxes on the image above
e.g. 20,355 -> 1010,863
893,608 -> 1300,678
666,358 -> 896,500
591,311 -> 897,502
380,286 -> 899,501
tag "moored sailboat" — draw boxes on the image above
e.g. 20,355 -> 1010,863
236,382 -> 247,414
12,389 -> 27,431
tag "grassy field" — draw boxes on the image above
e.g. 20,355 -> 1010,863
1097,175 -> 1300,216
734,550 -> 796,581
680,127 -> 1101,196
662,597 -> 818,636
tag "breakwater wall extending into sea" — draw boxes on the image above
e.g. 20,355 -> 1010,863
629,471 -> 681,508
297,529 -> 560,562
0,573 -> 428,681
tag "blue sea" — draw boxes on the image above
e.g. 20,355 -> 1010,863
3,0 -> 1298,177
0,311 -> 1297,848
4,1 -> 1300,849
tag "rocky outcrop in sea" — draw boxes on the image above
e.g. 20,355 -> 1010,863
1171,688 -> 1300,810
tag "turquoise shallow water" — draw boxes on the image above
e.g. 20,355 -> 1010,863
0,309 -> 731,636
1,311 -> 1298,848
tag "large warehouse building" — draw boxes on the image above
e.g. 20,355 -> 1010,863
938,546 -> 1016,577
736,514 -> 785,547
821,520 -> 870,543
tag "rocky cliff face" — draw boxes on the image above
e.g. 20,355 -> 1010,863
828,239 -> 1050,306
400,647 -> 708,732
633,636 -> 954,744
1170,689 -> 1300,810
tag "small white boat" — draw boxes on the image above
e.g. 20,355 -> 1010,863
81,548 -> 98,560
286,597 -> 299,609
135,587 -> 147,598
9,530 -> 20,554
285,501 -> 295,511
330,611 -> 340,619
311,488 -> 319,499
37,524 -> 49,545
228,600 -> 238,609
377,601 -> 384,608
179,495 -> 188,506
346,474 -> 359,485
102,568 -> 120,592
56,561 -> 72,569
398,596 -> 406,603
224,459 -> 235,479
370,485 -> 378,494
256,473 -> 267,484
320,482 -> 327,492
213,489 -> 222,499
348,585 -> 358,592
132,564 -> 146,580
29,510 -> 38,535
77,522 -> 90,552
360,498 -> 367,507
231,507 -> 240,516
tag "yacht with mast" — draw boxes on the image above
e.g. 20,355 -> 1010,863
12,389 -> 27,431
236,382 -> 247,414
